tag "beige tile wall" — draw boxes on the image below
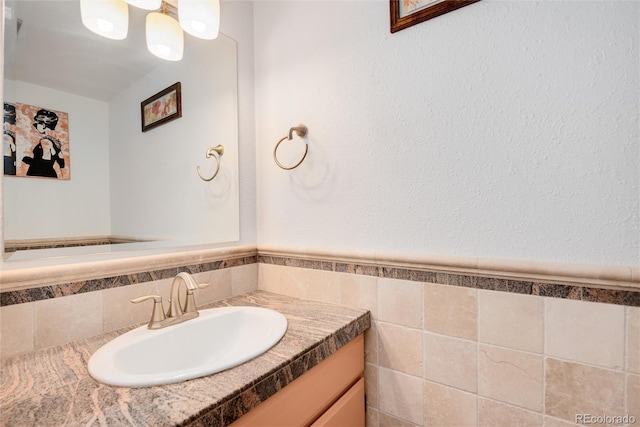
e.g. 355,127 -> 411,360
2,261 -> 637,427
0,264 -> 258,359
259,263 -> 639,427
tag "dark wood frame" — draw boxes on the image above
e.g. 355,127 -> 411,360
140,82 -> 182,132
390,0 -> 480,33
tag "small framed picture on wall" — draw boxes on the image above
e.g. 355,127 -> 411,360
390,0 -> 480,33
140,82 -> 182,132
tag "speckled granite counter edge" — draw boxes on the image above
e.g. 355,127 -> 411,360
187,313 -> 370,427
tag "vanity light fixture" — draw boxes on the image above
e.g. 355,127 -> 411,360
80,0 -> 220,61
146,3 -> 184,61
80,0 -> 129,40
178,0 -> 220,40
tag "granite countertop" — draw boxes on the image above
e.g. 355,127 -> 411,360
0,291 -> 371,426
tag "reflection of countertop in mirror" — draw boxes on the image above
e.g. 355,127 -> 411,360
3,239 -> 170,262
0,243 -> 255,291
0,290 -> 371,426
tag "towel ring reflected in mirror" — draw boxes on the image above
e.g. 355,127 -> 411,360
273,124 -> 308,170
197,145 -> 225,181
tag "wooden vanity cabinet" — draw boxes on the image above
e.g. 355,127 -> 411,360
230,334 -> 365,427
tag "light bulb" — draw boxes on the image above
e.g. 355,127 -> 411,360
96,18 -> 115,33
189,20 -> 206,34
146,12 -> 184,61
178,0 -> 219,40
155,45 -> 171,57
80,0 -> 129,40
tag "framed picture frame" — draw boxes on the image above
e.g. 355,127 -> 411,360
4,102 -> 71,180
390,0 -> 480,33
141,82 -> 182,132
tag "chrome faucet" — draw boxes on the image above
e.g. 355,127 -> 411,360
131,272 -> 210,329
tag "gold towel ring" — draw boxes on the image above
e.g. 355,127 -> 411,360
197,145 -> 224,182
273,124 -> 308,170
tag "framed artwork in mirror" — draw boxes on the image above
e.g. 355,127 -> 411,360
3,102 -> 70,179
141,82 -> 182,132
390,0 -> 480,33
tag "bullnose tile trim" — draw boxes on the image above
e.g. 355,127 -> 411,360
1,244 -> 638,307
257,246 -> 640,307
258,246 -> 638,289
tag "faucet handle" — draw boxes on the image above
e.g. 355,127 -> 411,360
181,273 -> 210,290
196,281 -> 210,289
182,281 -> 209,314
131,294 -> 166,329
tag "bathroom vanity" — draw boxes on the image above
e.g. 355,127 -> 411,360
230,334 -> 365,427
0,291 -> 370,426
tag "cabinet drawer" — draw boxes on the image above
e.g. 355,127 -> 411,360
311,377 -> 365,427
230,334 -> 364,427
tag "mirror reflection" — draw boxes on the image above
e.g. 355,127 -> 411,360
2,0 -> 240,261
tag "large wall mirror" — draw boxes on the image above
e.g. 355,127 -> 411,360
2,0 -> 240,263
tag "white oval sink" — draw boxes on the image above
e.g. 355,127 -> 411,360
88,306 -> 288,387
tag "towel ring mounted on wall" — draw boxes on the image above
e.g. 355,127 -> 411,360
273,124 -> 308,170
197,144 -> 224,182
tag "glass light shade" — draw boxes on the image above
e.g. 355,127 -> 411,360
80,0 -> 129,40
125,0 -> 161,10
146,12 -> 184,61
178,0 -> 220,40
